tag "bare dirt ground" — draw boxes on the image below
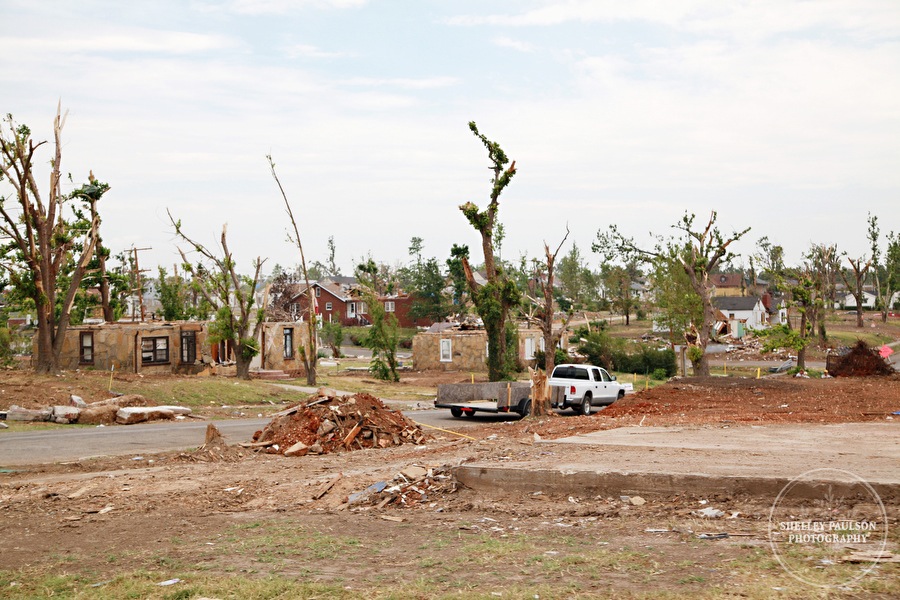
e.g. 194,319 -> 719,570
1,370 -> 899,598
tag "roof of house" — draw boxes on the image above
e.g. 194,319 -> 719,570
712,296 -> 763,311
712,273 -> 744,288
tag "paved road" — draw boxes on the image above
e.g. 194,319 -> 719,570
0,418 -> 269,467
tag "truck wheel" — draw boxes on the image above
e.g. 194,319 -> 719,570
450,407 -> 463,418
616,390 -> 625,401
518,399 -> 532,417
580,392 -> 593,416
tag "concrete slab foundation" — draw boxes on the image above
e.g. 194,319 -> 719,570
453,422 -> 899,502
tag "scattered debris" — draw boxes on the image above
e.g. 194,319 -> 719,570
695,507 -> 726,519
251,391 -> 427,456
842,550 -> 900,564
696,532 -> 729,540
343,465 -> 457,509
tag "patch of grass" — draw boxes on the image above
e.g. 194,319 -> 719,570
117,378 -> 308,408
827,329 -> 892,347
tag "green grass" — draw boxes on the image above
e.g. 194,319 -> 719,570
826,330 -> 893,347
114,378 -> 309,408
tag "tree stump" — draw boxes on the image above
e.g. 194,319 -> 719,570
529,367 -> 554,417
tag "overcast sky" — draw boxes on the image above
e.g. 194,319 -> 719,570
3,0 -> 899,277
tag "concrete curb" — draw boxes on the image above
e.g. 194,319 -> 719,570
453,465 -> 900,502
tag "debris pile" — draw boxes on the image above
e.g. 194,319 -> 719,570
250,389 -> 427,456
181,423 -> 246,462
345,465 -> 457,508
827,341 -> 895,377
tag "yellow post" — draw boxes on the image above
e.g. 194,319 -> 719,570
757,367 -> 761,379
108,363 -> 115,391
471,373 -> 474,384
724,360 -> 727,376
645,375 -> 649,390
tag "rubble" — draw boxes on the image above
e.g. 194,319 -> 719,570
251,390 -> 427,456
344,465 -> 457,509
827,340 -> 895,377
115,407 -> 177,425
3,394 -> 190,426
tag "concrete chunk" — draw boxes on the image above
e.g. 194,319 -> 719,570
52,406 -> 82,424
90,394 -> 149,408
283,441 -> 309,457
115,407 -> 176,425
7,405 -> 52,422
77,405 -> 119,425
70,395 -> 88,408
155,405 -> 193,416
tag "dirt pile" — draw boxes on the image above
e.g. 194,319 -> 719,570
250,389 -> 427,456
828,340 -> 895,377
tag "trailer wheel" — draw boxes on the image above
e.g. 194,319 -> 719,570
517,399 -> 532,417
450,407 -> 463,418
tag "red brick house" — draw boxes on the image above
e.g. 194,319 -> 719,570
289,282 -> 434,329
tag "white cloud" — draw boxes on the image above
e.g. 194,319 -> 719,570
0,30 -> 236,55
492,36 -> 535,53
338,76 -> 459,89
223,0 -> 367,15
285,43 -> 353,59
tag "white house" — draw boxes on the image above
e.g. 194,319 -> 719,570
712,296 -> 768,338
835,291 -> 877,310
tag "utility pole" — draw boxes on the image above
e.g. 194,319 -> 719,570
130,246 -> 152,322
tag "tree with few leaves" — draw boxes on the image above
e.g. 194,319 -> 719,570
596,212 -> 750,376
0,106 -> 108,373
840,219 -> 873,328
267,155 -> 318,385
803,243 -> 840,345
867,213 -> 899,323
456,121 -> 520,381
523,227 -> 571,381
168,212 -> 265,380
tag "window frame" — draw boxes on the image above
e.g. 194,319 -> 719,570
180,330 -> 197,364
141,336 -> 170,365
283,327 -> 294,359
439,338 -> 452,363
384,300 -> 395,313
79,332 -> 94,365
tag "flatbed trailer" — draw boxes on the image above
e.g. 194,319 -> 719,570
434,381 -> 532,418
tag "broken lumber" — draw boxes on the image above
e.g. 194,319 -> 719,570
312,474 -> 343,500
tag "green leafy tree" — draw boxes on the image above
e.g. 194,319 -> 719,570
362,289 -> 400,381
597,212 -> 750,376
321,320 -> 344,358
456,121 -> 520,381
169,214 -> 265,380
0,107 -> 108,373
408,257 -> 451,323
558,243 -> 599,310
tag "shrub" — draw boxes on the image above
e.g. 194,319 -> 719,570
651,367 -> 668,381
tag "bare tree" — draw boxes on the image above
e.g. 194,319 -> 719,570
597,212 -> 750,376
456,121 -> 520,381
0,106 -> 107,373
267,155 -> 317,385
168,212 -> 265,379
523,227 -> 571,416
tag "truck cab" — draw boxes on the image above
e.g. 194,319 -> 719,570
548,363 -> 626,415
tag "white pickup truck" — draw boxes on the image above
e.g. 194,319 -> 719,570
548,363 -> 628,415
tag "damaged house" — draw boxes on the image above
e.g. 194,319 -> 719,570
412,323 -> 567,371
